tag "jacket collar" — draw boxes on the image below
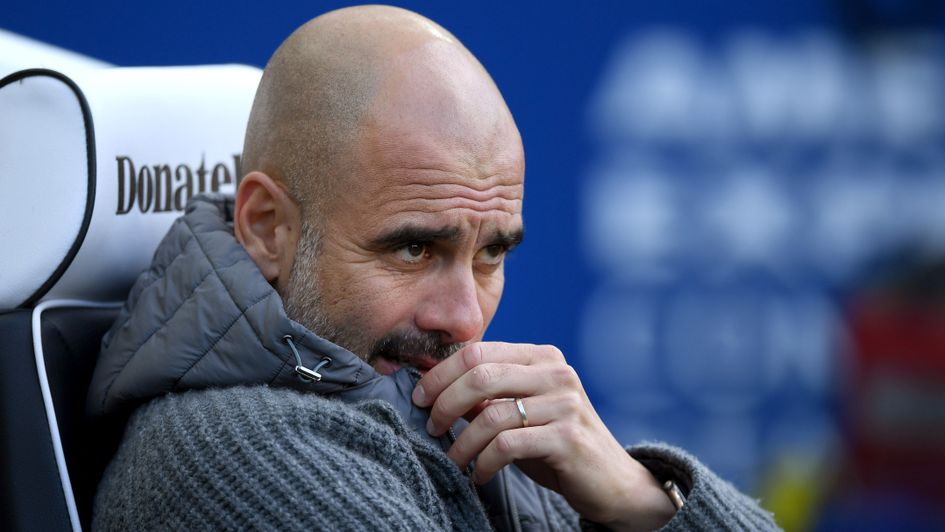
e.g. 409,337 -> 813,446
88,194 -> 403,417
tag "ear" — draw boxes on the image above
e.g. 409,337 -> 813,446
234,171 -> 300,290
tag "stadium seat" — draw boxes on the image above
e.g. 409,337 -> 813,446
0,64 -> 261,531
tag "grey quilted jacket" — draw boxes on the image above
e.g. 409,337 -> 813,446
87,194 -> 779,531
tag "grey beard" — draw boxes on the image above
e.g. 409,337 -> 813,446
282,220 -> 373,358
283,220 -> 463,365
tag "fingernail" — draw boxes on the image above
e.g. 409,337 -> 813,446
426,417 -> 436,435
412,384 -> 427,406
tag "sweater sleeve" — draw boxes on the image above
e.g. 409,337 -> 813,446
539,443 -> 780,531
627,443 -> 780,531
92,386 -> 475,531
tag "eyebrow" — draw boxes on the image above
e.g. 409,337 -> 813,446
368,224 -> 525,250
489,227 -> 525,250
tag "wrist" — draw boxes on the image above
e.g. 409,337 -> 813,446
603,456 -> 678,532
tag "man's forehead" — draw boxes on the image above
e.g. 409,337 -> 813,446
361,120 -> 524,179
331,121 -> 524,245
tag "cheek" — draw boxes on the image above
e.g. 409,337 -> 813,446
360,273 -> 420,327
321,261 -> 423,334
477,271 -> 505,329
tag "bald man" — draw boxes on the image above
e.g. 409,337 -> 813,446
89,6 -> 778,531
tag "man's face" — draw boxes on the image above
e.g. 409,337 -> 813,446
284,42 -> 525,375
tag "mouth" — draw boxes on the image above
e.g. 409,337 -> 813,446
372,355 -> 440,376
365,330 -> 462,376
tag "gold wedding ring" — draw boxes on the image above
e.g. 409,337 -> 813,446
514,397 -> 529,428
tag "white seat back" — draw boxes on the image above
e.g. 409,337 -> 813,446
0,65 -> 261,307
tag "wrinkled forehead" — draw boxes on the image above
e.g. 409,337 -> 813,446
349,124 -> 525,234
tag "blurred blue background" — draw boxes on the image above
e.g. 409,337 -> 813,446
6,1 -> 945,529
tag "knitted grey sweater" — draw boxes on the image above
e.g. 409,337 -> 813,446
93,386 -> 778,531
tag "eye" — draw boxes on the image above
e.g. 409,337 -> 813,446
394,242 -> 429,264
475,244 -> 507,266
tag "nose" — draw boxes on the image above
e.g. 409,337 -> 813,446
415,265 -> 484,344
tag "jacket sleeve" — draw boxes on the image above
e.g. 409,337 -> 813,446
539,443 -> 780,531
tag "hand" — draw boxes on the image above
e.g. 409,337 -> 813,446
412,342 -> 677,531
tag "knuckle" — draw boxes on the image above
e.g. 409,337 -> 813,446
495,431 -> 516,455
557,422 -> 582,446
552,364 -> 580,386
463,343 -> 485,370
430,399 -> 450,422
482,404 -> 506,430
469,364 -> 495,392
424,369 -> 443,392
561,392 -> 583,415
541,344 -> 566,363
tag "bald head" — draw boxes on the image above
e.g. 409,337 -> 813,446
241,5 -> 520,226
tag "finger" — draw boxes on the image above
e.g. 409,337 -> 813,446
471,426 -> 557,485
426,363 -> 566,436
414,342 -> 565,408
448,396 -> 560,468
